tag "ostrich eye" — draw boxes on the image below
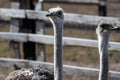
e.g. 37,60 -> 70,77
101,24 -> 110,29
57,11 -> 62,15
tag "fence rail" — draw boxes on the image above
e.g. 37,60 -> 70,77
44,0 -> 99,5
0,58 -> 120,79
0,8 -> 120,26
0,32 -> 120,51
1,0 -> 99,4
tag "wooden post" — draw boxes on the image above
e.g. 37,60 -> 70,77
10,0 -> 21,58
35,0 -> 46,61
20,0 -> 36,60
98,0 -> 107,16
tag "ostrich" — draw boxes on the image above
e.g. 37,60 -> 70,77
5,7 -> 63,80
5,65 -> 54,80
46,7 -> 64,80
96,21 -> 119,80
5,68 -> 33,80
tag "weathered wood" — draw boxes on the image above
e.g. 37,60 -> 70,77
0,8 -> 120,26
29,34 -> 120,51
0,32 -> 120,51
36,21 -> 46,61
2,0 -> 99,4
35,0 -> 46,61
0,32 -> 27,42
10,1 -> 21,59
2,0 -> 118,4
44,0 -> 99,5
0,58 -> 120,79
0,9 -> 25,20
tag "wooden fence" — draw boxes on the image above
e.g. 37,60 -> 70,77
0,0 -> 120,79
0,8 -> 120,50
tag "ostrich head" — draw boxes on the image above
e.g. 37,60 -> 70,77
96,20 -> 120,80
96,21 -> 119,36
46,7 -> 64,23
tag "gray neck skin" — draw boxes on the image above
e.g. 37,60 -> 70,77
49,18 -> 63,80
98,34 -> 109,80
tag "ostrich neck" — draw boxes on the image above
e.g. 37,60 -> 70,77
49,18 -> 63,80
98,35 -> 109,55
98,34 -> 109,80
53,21 -> 63,62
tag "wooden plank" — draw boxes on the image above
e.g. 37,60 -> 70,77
109,42 -> 120,51
0,32 -> 27,42
35,0 -> 46,61
29,34 -> 120,51
28,34 -> 98,47
0,32 -> 120,51
10,1 -> 21,59
0,58 -> 120,79
44,0 -> 99,5
28,34 -> 53,44
1,0 -> 99,4
0,8 -> 25,20
3,0 -> 119,4
24,10 -> 120,25
0,8 -> 120,26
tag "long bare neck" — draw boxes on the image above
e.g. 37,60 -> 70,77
97,34 -> 109,80
49,18 -> 63,80
98,34 -> 109,55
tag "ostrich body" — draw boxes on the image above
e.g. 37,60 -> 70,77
96,22 -> 119,80
32,66 -> 54,80
5,65 -> 54,80
5,68 -> 33,80
46,7 -> 64,80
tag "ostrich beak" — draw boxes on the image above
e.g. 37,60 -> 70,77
110,26 -> 120,30
46,14 -> 51,17
46,13 -> 53,17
